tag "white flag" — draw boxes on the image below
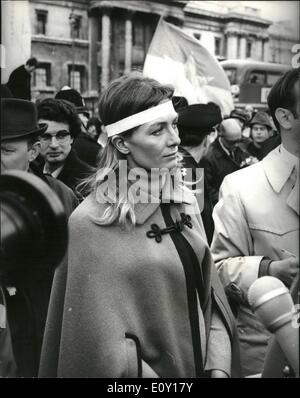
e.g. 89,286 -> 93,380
143,18 -> 234,116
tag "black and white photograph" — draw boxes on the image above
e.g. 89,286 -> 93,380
0,0 -> 299,383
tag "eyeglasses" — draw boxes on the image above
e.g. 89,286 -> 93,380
40,130 -> 71,143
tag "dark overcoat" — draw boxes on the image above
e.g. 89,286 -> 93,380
7,65 -> 31,100
202,139 -> 251,205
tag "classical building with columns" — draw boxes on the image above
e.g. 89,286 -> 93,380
24,0 -> 297,110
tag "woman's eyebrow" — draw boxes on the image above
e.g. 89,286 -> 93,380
148,121 -> 164,128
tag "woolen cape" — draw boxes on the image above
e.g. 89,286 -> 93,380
39,183 -> 240,378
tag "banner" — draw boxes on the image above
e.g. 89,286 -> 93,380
143,18 -> 234,116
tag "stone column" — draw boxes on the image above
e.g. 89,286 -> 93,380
88,13 -> 98,93
101,9 -> 111,89
239,36 -> 247,59
226,33 -> 238,59
124,11 -> 133,74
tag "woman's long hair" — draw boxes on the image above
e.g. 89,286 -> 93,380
78,73 -> 197,229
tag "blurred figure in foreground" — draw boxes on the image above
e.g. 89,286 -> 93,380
0,98 -> 77,377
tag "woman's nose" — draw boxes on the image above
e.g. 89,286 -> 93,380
169,127 -> 181,146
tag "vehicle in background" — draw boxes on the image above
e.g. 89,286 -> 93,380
220,60 -> 290,110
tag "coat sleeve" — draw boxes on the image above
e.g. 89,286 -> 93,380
205,308 -> 232,376
211,175 -> 263,301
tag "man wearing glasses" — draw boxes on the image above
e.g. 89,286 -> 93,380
202,118 -> 257,206
37,99 -> 93,196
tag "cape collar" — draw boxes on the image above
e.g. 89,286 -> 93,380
134,170 -> 195,225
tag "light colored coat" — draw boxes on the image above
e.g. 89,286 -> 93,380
39,187 -> 241,378
211,146 -> 299,376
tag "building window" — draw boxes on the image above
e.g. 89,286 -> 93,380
70,14 -> 82,39
36,10 -> 48,35
193,33 -> 201,41
215,37 -> 221,56
68,65 -> 84,92
246,41 -> 252,58
32,63 -> 51,87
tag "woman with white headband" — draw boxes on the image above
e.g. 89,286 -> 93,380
39,73 -> 240,378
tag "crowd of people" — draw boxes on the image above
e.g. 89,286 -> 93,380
0,58 -> 299,378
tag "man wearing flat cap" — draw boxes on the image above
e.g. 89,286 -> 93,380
177,102 -> 222,244
0,98 -> 78,377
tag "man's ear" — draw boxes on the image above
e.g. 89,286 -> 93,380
28,141 -> 41,162
111,135 -> 130,155
275,108 -> 293,130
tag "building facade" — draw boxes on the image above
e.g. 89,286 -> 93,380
25,0 -> 298,110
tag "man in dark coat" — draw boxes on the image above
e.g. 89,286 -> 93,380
72,131 -> 102,168
177,102 -> 222,244
0,98 -> 78,377
37,98 -> 94,196
202,118 -> 257,206
7,57 -> 38,100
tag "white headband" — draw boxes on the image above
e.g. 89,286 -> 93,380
104,101 -> 177,137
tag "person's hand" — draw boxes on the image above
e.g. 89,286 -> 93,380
210,370 -> 229,378
269,257 -> 299,287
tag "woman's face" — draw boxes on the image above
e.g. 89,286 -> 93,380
251,123 -> 270,144
124,110 -> 181,171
